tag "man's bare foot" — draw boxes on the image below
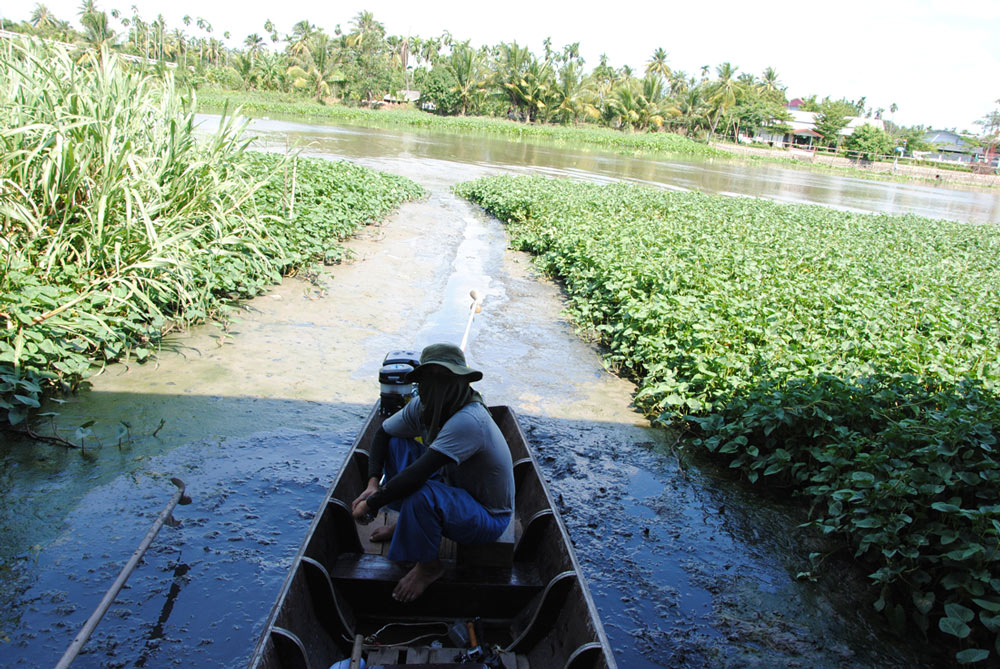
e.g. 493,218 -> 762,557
392,560 -> 445,602
370,522 -> 396,543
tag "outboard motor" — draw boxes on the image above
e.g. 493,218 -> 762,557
378,350 -> 420,416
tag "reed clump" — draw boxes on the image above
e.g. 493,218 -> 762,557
0,39 -> 423,427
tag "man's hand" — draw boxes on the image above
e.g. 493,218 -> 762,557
352,478 -> 380,523
353,499 -> 373,524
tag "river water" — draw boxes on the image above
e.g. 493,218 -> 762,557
2,116 -> 984,668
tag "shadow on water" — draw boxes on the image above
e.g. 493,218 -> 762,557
1,390 -> 938,668
0,392 -> 371,668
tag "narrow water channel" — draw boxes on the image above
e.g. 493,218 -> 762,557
1,117 -> 973,667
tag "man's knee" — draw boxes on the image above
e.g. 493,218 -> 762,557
400,484 -> 436,516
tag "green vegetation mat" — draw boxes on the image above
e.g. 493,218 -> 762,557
457,174 -> 1000,663
196,89 -> 725,159
0,42 -> 423,428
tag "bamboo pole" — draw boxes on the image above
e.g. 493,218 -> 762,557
55,478 -> 191,668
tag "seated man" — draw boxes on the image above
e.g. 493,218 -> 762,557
352,343 -> 515,602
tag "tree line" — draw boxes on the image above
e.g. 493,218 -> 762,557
2,3 -> 985,156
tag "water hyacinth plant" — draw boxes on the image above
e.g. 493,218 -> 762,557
0,38 -> 423,428
457,174 -> 1000,664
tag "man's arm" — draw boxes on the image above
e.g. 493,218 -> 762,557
352,425 -> 392,520
365,448 -> 451,513
367,425 -> 390,484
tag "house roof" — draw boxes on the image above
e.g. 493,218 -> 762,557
924,130 -> 972,151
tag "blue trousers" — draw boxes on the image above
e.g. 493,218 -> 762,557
383,437 -> 510,563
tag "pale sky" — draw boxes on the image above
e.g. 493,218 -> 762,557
4,0 -> 998,132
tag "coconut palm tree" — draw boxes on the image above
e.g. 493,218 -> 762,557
30,3 -> 58,31
668,87 -> 709,136
256,51 -> 286,91
387,34 -> 412,87
760,66 -> 782,95
708,62 -> 740,139
206,37 -> 222,66
80,7 -> 116,47
607,83 -> 641,131
608,77 -> 669,132
418,36 -> 441,66
548,60 -> 598,125
168,28 -> 186,63
446,43 -> 485,115
151,14 -> 165,60
667,69 -> 689,97
512,56 -> 556,122
287,31 -> 344,101
264,18 -> 278,43
588,53 -> 618,109
232,52 -> 257,90
493,41 -> 532,118
286,20 -> 315,58
645,47 -> 671,81
345,11 -> 390,103
244,33 -> 264,60
347,10 -> 380,48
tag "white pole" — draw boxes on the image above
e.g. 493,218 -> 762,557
459,290 -> 482,352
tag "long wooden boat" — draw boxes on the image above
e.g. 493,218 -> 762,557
250,403 -> 616,669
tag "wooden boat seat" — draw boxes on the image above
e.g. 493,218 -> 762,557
358,511 -> 517,568
328,553 -> 544,620
456,514 -> 515,567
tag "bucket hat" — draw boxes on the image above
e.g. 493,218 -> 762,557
405,343 -> 483,382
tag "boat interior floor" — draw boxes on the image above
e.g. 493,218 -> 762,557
365,643 -> 526,667
344,512 -> 534,668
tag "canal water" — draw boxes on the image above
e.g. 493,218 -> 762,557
2,115 -> 984,668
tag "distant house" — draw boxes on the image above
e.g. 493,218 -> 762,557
754,100 -> 883,148
920,129 -> 979,163
383,89 -> 421,105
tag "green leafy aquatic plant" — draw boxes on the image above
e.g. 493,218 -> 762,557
456,174 -> 1000,663
0,39 -> 423,430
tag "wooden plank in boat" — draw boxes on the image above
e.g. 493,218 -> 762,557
329,553 -> 541,620
331,553 -> 536,587
367,646 -> 400,664
367,647 -> 518,668
355,510 -> 457,559
357,510 -> 398,556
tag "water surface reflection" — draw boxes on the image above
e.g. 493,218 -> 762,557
202,113 -> 1000,224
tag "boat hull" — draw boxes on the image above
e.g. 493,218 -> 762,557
250,403 -> 615,669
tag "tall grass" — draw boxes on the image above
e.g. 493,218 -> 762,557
0,39 -> 423,427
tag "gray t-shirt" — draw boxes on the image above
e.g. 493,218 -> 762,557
382,397 -> 514,516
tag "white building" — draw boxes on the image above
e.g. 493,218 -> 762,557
755,99 -> 884,148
